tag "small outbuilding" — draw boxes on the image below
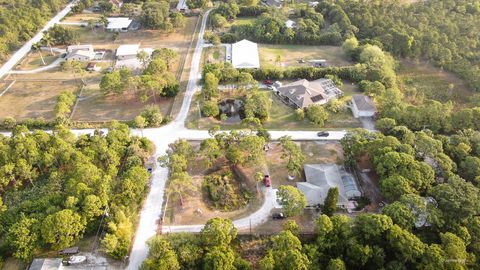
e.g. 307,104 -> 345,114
29,258 -> 63,270
231,39 -> 260,69
350,94 -> 376,118
176,0 -> 189,12
297,164 -> 361,208
106,17 -> 133,32
115,44 -> 154,69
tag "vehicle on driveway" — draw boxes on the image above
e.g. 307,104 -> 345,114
263,79 -> 273,85
317,131 -> 329,137
264,174 -> 271,187
272,212 -> 285,219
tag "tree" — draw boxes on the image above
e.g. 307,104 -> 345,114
141,1 -> 172,30
6,216 -> 39,261
353,214 -> 393,243
201,218 -> 237,247
170,12 -> 186,28
283,220 -> 299,235
342,36 -> 359,58
211,14 -> 228,29
203,72 -> 219,100
31,42 -> 45,65
134,115 -> 146,136
386,224 -> 425,263
327,258 -> 346,270
155,48 -> 178,70
137,50 -> 150,70
294,108 -> 305,120
142,237 -> 180,270
41,32 -> 55,55
201,100 -> 220,117
306,104 -> 329,126
441,232 -> 469,270
187,0 -> 207,9
41,209 -> 85,250
323,187 -> 339,216
199,138 -> 221,168
204,246 -> 236,270
459,156 -> 480,184
265,230 -> 310,270
141,105 -> 163,127
279,136 -> 306,177
244,90 -> 271,121
382,202 -> 416,229
277,185 -> 307,217
167,172 -> 196,207
380,175 -> 415,201
100,71 -> 124,95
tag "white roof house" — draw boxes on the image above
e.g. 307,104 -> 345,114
115,44 -> 154,69
176,0 -> 189,11
106,17 -> 132,32
297,164 -> 361,207
231,39 -> 260,69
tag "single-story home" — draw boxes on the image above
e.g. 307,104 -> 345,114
297,164 -> 361,208
176,0 -> 189,12
285,19 -> 296,29
115,44 -> 154,69
106,17 -> 133,32
29,258 -> 63,270
231,39 -> 260,69
65,44 -> 96,61
275,78 -> 343,108
350,94 -> 376,118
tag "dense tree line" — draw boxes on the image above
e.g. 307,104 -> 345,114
317,0 -> 480,91
0,0 -> 67,61
0,123 -> 154,261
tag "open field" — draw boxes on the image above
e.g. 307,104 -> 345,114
187,85 -> 362,130
201,46 -> 226,66
14,52 -> 58,70
259,44 -> 352,68
230,17 -> 256,26
61,12 -> 102,23
0,79 -> 79,120
398,60 -> 475,109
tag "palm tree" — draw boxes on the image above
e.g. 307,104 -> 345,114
167,172 -> 196,208
32,42 -> 46,66
42,33 -> 55,56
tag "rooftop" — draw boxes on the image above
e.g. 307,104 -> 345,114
107,17 -> 132,30
276,78 -> 343,108
231,39 -> 260,69
352,94 -> 376,112
116,44 -> 140,56
29,258 -> 63,270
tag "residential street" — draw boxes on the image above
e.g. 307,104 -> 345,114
0,0 -> 78,79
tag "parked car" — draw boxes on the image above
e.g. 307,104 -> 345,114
272,212 -> 285,219
226,55 -> 231,61
263,79 -> 273,85
264,174 -> 271,187
147,167 -> 153,173
317,131 -> 329,137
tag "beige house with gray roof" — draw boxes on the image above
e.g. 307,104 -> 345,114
274,79 -> 343,109
350,94 -> 376,118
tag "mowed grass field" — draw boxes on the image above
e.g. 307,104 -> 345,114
0,79 -> 79,120
259,44 -> 353,68
398,60 -> 475,109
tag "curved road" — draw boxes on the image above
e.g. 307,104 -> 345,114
0,1 -> 78,79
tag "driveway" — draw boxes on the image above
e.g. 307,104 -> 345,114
9,58 -> 64,74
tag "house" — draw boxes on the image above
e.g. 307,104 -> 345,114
275,78 -> 343,108
231,39 -> 260,69
106,17 -> 133,32
263,0 -> 282,8
176,0 -> 189,12
350,94 -> 376,118
297,164 -> 361,208
65,45 -> 95,61
285,19 -> 296,29
115,44 -> 154,69
308,1 -> 319,7
29,258 -> 63,270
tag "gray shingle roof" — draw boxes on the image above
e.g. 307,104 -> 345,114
352,94 -> 376,112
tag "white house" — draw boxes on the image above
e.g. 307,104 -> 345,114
106,17 -> 133,32
231,39 -> 260,69
65,44 -> 95,61
350,94 -> 376,118
176,0 -> 189,12
297,164 -> 361,208
115,44 -> 154,69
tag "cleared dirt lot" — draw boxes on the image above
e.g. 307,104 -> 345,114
259,44 -> 353,68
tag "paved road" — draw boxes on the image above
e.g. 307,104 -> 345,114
0,1 -> 78,79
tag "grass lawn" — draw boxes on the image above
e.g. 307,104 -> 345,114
0,79 -> 80,120
398,60 -> 475,109
62,12 -> 102,23
14,52 -> 58,71
230,17 -> 256,26
259,44 -> 352,68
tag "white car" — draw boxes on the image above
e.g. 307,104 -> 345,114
68,255 -> 87,265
